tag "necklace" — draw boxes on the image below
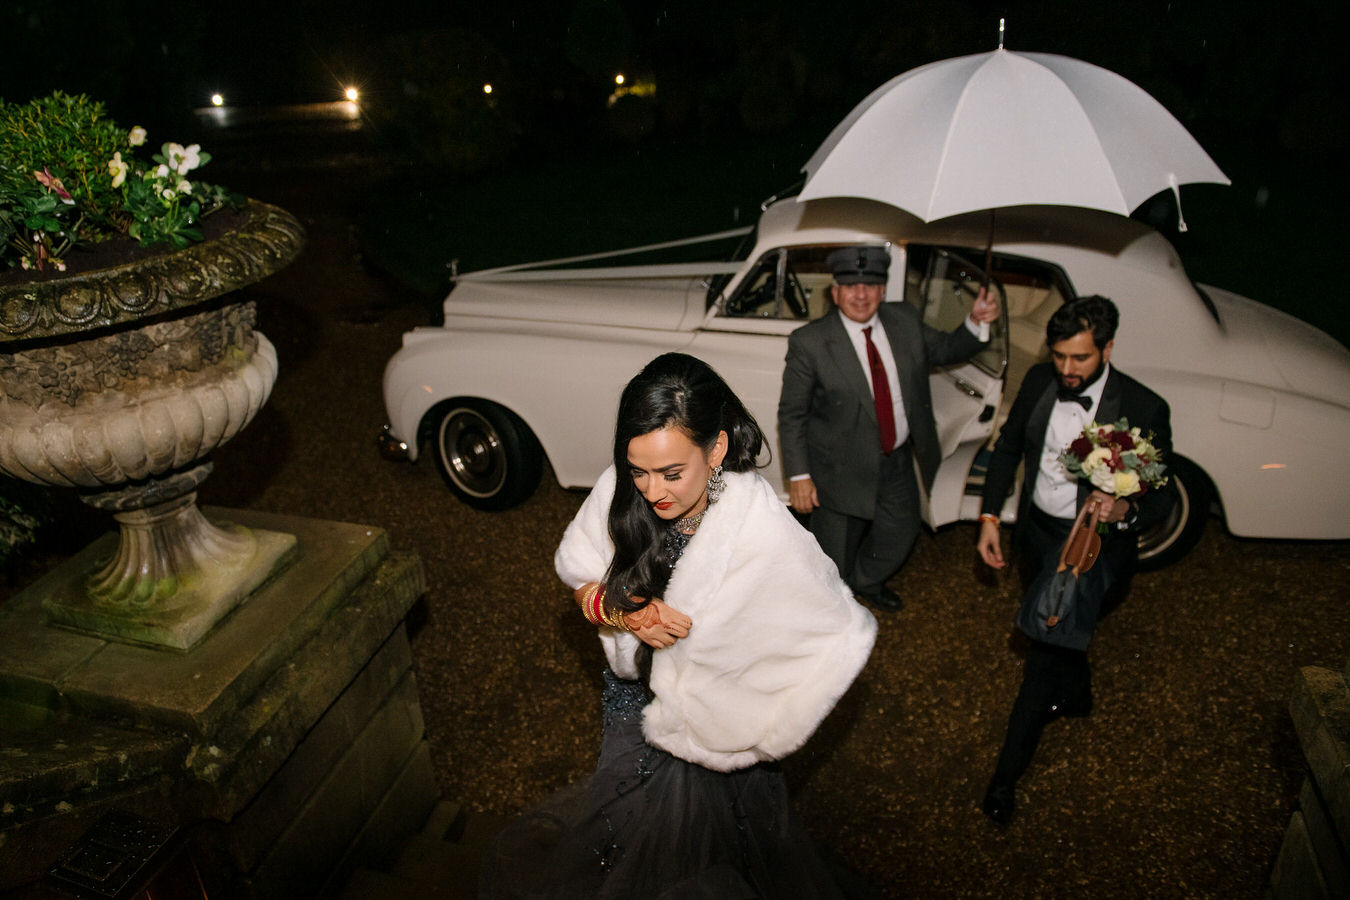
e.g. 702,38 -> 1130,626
673,508 -> 705,535
664,508 -> 706,567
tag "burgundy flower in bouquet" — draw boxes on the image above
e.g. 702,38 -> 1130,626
1060,418 -> 1168,501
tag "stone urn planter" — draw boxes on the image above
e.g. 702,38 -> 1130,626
0,200 -> 305,650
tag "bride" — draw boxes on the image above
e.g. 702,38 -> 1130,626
481,352 -> 877,898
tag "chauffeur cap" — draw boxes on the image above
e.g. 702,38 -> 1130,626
827,245 -> 890,285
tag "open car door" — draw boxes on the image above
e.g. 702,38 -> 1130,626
902,246 -> 1009,528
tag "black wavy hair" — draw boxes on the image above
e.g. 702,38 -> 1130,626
1046,295 -> 1119,349
603,352 -> 765,611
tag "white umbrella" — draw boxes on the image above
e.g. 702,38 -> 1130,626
799,48 -> 1229,231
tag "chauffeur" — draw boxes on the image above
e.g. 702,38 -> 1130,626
778,245 -> 999,611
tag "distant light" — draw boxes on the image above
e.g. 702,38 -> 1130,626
211,93 -> 224,107
605,77 -> 657,107
1261,463 -> 1287,469
483,83 -> 493,94
345,86 -> 359,102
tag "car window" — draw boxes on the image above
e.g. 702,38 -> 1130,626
722,247 -> 838,321
907,244 -> 1075,392
906,246 -> 1008,378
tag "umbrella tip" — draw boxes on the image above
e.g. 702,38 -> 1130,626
1169,173 -> 1190,232
997,17 -> 1006,50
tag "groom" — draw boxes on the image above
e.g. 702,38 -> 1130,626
976,295 -> 1176,824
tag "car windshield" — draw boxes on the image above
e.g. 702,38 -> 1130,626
721,246 -> 837,320
705,226 -> 760,308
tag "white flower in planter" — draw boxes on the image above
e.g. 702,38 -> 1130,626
108,151 -> 129,188
163,142 -> 203,175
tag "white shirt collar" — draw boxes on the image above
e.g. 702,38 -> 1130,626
836,308 -> 880,335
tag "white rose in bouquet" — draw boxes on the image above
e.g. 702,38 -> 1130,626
1083,446 -> 1112,474
1113,470 -> 1141,497
1089,465 -> 1117,492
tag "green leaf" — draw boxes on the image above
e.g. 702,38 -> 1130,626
0,91 -> 229,266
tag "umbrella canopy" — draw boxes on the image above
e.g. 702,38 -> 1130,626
799,49 -> 1229,228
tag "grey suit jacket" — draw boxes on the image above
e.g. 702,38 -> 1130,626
778,303 -> 983,519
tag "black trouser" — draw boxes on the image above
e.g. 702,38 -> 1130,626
810,443 -> 918,600
991,506 -> 1093,789
991,640 -> 1092,787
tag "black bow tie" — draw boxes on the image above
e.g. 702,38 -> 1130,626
1057,391 -> 1091,411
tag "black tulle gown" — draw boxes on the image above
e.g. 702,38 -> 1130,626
478,657 -> 862,899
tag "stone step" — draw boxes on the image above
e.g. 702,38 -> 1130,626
334,867 -> 415,900
335,803 -> 512,899
389,835 -> 482,896
420,800 -> 465,840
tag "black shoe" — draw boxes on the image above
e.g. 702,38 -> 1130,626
858,587 -> 903,612
981,783 -> 1015,824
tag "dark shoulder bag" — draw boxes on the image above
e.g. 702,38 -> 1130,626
1017,501 -> 1104,650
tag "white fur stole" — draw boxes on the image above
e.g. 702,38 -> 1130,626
554,466 -> 876,771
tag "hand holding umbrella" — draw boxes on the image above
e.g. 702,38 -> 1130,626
970,284 -> 1000,341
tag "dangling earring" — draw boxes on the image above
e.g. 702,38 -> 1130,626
706,464 -> 725,504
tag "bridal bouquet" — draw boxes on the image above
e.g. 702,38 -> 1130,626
1059,418 -> 1168,499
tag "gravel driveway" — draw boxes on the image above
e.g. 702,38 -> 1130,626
12,154 -> 1349,898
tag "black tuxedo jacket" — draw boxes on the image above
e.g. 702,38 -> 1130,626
981,363 -> 1177,571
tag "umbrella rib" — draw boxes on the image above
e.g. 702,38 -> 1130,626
1061,90 -> 1129,213
1024,53 -> 1130,213
928,66 -> 979,221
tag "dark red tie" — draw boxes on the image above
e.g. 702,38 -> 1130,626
863,326 -> 897,453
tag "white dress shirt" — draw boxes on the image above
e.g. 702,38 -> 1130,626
790,307 -> 985,480
837,310 -> 911,452
1032,363 -> 1111,519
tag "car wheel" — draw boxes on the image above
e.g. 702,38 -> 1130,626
1135,456 -> 1213,570
428,401 -> 543,511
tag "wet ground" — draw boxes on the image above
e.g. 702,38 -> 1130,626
8,147 -> 1350,898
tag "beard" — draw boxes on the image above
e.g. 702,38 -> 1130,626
1057,359 -> 1106,396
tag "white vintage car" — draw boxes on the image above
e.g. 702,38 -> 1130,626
379,195 -> 1350,567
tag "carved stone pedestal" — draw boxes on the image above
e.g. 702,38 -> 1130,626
0,200 -> 305,651
0,509 -> 436,899
40,482 -> 296,650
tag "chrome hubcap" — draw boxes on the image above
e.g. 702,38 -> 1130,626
440,409 -> 505,497
1137,476 -> 1190,561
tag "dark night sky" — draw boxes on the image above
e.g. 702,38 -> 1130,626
3,1 -> 1348,341
7,0 -> 1349,333
8,0 -> 1347,171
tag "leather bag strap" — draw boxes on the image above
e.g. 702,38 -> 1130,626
1057,500 -> 1104,575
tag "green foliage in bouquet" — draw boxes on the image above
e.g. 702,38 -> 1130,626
0,91 -> 238,272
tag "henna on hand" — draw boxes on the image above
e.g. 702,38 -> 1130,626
624,599 -> 693,649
